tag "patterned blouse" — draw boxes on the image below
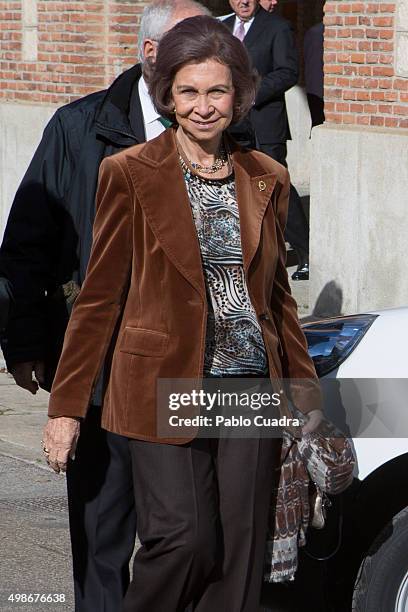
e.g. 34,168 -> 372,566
183,169 -> 268,377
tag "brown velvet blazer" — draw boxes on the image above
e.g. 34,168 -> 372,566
48,128 -> 321,443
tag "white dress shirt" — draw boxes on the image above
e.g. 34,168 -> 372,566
138,76 -> 166,141
233,15 -> 255,38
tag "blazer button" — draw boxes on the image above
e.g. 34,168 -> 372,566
259,313 -> 270,321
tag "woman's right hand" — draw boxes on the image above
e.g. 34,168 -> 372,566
302,409 -> 324,435
42,416 -> 81,473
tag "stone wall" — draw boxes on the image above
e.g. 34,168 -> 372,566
309,124 -> 408,314
309,0 -> 408,315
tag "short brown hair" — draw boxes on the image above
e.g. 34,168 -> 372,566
149,15 -> 259,125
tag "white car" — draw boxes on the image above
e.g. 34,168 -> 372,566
302,308 -> 408,612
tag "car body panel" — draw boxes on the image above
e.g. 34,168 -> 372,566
302,307 -> 408,481
336,308 -> 408,378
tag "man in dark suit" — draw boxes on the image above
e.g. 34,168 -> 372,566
224,0 -> 310,280
0,1 -> 209,610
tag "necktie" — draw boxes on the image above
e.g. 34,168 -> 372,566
234,20 -> 246,42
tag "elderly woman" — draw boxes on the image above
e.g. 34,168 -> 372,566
44,15 -> 322,612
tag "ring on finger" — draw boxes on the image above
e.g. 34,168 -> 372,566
48,461 -> 60,473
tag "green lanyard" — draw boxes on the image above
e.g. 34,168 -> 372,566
158,116 -> 173,129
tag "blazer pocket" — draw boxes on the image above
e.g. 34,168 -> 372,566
119,327 -> 169,357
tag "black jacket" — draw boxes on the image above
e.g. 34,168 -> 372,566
0,64 -> 145,393
224,7 -> 299,144
0,278 -> 12,332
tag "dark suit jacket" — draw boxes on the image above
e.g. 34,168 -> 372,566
0,277 -> 12,331
224,7 -> 299,144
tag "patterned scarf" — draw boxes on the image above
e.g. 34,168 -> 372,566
264,428 -> 355,583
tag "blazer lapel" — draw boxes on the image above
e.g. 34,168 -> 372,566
222,14 -> 235,32
222,11 -> 268,49
126,130 -> 206,299
129,80 -> 146,144
230,142 -> 277,274
243,8 -> 269,49
125,130 -> 278,298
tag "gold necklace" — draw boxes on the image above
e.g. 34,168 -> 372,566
177,138 -> 230,178
190,145 -> 228,174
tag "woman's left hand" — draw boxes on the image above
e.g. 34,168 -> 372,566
302,409 -> 324,435
42,417 -> 81,473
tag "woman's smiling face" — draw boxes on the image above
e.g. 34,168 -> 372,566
171,58 -> 235,145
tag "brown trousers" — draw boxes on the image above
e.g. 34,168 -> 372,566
124,437 -> 280,612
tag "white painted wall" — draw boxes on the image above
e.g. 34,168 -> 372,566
396,0 -> 408,77
309,124 -> 408,315
286,84 -> 313,194
0,102 -> 57,241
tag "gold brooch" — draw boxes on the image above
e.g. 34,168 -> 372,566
258,180 -> 266,191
